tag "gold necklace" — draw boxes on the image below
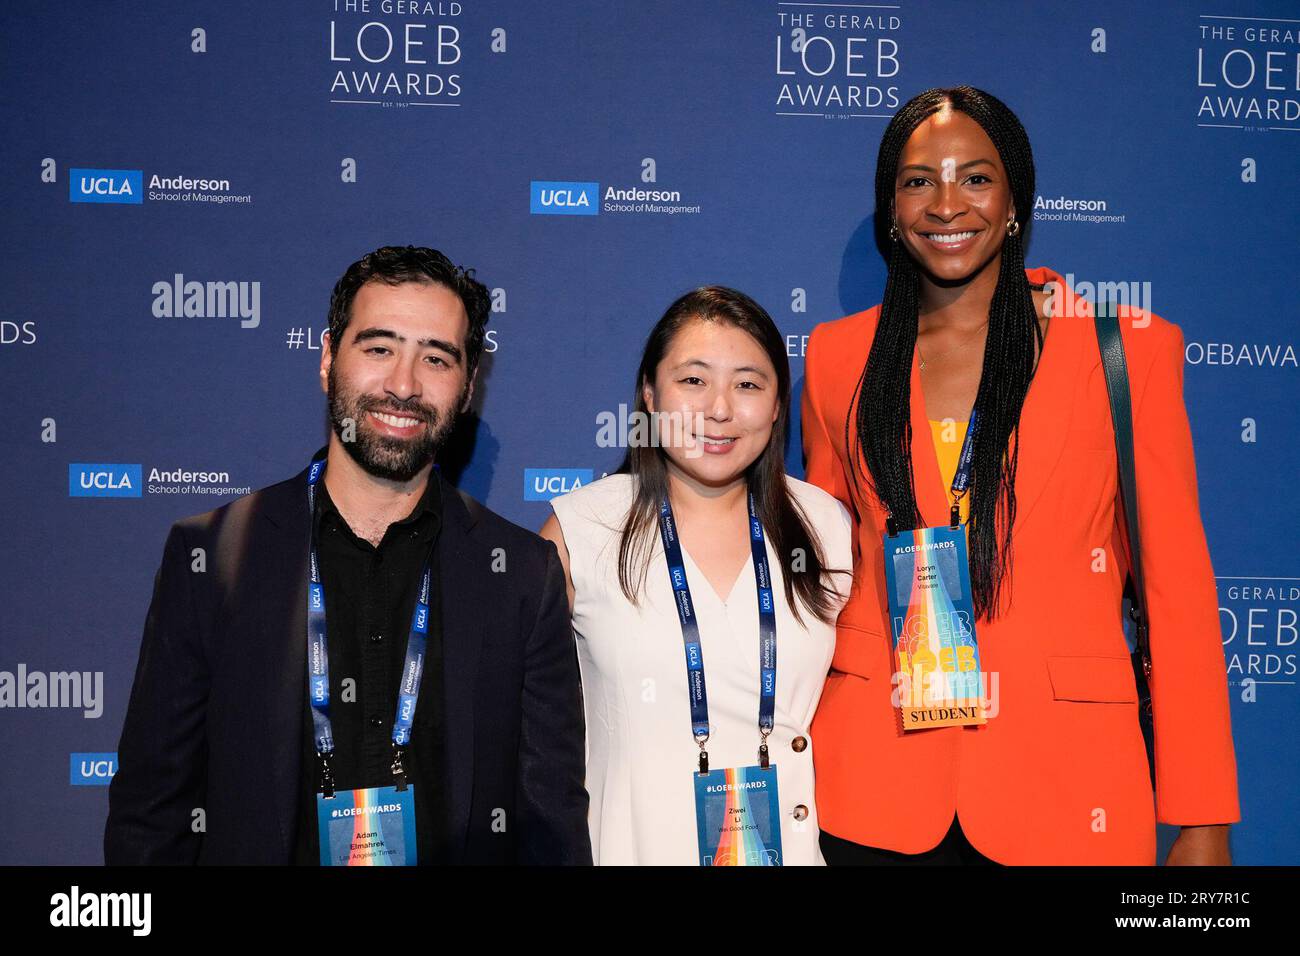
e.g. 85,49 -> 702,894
918,321 -> 988,371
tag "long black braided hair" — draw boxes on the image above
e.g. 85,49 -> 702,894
849,86 -> 1041,622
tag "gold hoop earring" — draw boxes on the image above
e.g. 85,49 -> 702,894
1006,217 -> 1020,238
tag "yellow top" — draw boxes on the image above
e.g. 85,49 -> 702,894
929,419 -> 970,525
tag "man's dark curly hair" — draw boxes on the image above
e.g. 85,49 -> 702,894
326,245 -> 491,379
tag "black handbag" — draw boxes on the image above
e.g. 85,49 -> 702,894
1093,299 -> 1156,788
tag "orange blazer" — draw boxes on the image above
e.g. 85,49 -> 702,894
801,265 -> 1240,864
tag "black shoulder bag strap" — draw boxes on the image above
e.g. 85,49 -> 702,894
1093,299 -> 1156,788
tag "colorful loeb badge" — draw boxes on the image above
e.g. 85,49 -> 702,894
882,409 -> 987,730
694,766 -> 783,866
659,489 -> 784,866
317,785 -> 417,866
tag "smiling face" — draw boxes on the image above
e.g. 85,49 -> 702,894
893,106 -> 1016,285
319,279 -> 472,482
642,317 -> 781,491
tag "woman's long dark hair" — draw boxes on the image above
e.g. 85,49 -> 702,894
851,86 -> 1040,621
617,286 -> 846,626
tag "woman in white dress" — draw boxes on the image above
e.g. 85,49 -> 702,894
540,286 -> 853,865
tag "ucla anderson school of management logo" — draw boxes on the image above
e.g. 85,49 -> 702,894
68,464 -> 250,498
529,175 -> 700,217
68,167 -> 251,205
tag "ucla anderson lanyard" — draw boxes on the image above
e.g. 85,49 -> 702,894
657,488 -> 777,775
946,407 -> 979,528
305,457 -> 433,797
886,408 -> 980,536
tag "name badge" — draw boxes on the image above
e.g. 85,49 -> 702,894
882,526 -> 987,730
693,765 -> 783,866
317,785 -> 417,866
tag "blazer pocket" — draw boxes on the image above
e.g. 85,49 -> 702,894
835,595 -> 886,635
832,606 -> 890,682
1047,655 -> 1138,703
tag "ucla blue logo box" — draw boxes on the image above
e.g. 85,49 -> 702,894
70,753 -> 117,786
69,464 -> 143,498
524,468 -> 594,500
530,181 -> 599,216
69,168 -> 143,204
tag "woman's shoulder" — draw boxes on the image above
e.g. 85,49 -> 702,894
804,306 -> 882,405
1114,304 -> 1184,362
782,477 -> 855,597
783,475 -> 853,537
1032,263 -> 1184,367
808,304 -> 882,353
784,473 -> 839,510
550,472 -> 634,525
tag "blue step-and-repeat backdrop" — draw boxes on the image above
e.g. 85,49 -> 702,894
1,1 -> 1296,864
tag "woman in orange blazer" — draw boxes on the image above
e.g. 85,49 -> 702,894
801,86 -> 1240,865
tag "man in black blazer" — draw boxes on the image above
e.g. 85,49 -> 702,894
105,246 -> 591,865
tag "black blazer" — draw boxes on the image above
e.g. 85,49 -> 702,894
104,462 -> 592,865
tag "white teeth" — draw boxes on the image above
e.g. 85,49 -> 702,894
372,412 -> 421,428
927,231 -> 976,244
700,436 -> 736,445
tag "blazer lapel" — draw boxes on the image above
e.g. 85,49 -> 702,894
908,344 -> 953,529
436,474 -> 482,860
255,470 -> 311,863
1007,270 -> 1085,540
902,270 -> 1085,539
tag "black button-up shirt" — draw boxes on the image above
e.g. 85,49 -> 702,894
292,471 -> 447,864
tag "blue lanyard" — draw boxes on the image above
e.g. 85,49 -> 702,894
657,488 -> 777,775
884,407 -> 979,537
947,407 -> 979,528
306,457 -> 433,796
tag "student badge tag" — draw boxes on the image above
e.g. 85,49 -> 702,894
317,785 -> 417,866
693,765 -> 783,866
882,525 -> 986,729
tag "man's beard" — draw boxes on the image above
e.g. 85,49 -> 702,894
327,363 -> 463,482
